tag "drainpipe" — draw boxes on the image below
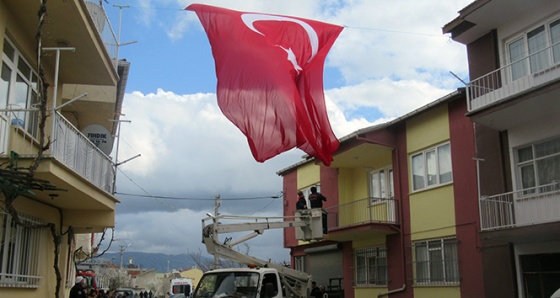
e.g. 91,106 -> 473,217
377,284 -> 406,298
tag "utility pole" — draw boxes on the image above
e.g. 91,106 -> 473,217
119,243 -> 131,269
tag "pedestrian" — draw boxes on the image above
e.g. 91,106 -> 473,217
88,289 -> 98,297
70,276 -> 88,298
310,281 -> 321,298
308,186 -> 326,208
296,191 -> 307,210
139,291 -> 144,298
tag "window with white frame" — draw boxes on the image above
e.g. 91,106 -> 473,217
0,212 -> 46,287
1,37 -> 40,138
294,255 -> 306,272
414,238 -> 459,285
355,246 -> 387,286
507,18 -> 560,81
516,136 -> 560,194
411,143 -> 452,191
369,167 -> 394,202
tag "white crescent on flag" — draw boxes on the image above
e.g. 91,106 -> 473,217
241,13 -> 319,72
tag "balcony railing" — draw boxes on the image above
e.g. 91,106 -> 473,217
324,197 -> 398,231
467,41 -> 560,112
52,112 -> 115,193
0,114 -> 8,155
479,181 -> 560,231
84,0 -> 119,68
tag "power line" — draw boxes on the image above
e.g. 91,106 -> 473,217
101,2 -> 449,38
114,192 -> 283,201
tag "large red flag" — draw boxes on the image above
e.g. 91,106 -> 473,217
187,4 -> 342,165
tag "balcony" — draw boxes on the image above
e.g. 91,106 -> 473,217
324,197 -> 399,241
0,112 -> 115,193
479,182 -> 560,231
467,41 -> 560,113
51,111 -> 115,193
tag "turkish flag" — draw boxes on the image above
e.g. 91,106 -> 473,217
187,4 -> 342,165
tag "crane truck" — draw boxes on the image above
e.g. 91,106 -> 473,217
191,197 -> 325,298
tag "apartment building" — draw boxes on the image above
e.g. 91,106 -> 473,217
0,0 -> 129,297
444,0 -> 560,297
279,89 -> 486,298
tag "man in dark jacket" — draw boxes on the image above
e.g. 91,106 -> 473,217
308,187 -> 326,209
296,191 -> 307,210
70,276 -> 88,298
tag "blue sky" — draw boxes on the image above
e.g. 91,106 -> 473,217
98,0 -> 473,266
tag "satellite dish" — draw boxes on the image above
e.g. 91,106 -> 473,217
85,1 -> 106,33
81,124 -> 114,155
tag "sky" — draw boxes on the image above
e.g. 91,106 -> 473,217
96,0 -> 473,268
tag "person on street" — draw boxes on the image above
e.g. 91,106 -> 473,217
70,276 -> 88,298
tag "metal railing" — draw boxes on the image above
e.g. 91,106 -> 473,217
324,197 -> 398,231
479,181 -> 560,231
0,114 -> 8,155
467,41 -> 560,111
51,112 -> 115,193
84,0 -> 119,68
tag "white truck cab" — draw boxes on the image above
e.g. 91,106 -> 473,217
192,267 -> 283,298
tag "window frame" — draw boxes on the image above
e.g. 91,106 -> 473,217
354,246 -> 387,287
369,167 -> 394,206
514,136 -> 560,195
505,16 -> 560,82
294,255 -> 306,272
1,37 -> 40,138
410,142 -> 452,191
413,237 -> 459,286
0,211 -> 46,288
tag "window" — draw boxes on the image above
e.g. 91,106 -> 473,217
369,167 -> 394,200
411,143 -> 452,191
294,255 -> 306,272
355,246 -> 387,286
414,238 -> 459,285
507,18 -> 560,81
1,37 -> 39,138
516,136 -> 560,194
0,212 -> 46,288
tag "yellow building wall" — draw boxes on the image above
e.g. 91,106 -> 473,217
337,167 -> 354,204
409,185 -> 456,240
414,287 -> 461,298
355,287 -> 389,298
297,162 -> 320,189
406,104 -> 456,240
406,105 -> 449,153
406,104 -> 458,295
180,268 -> 204,288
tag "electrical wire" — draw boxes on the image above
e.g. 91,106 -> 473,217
101,1 -> 450,39
114,191 -> 283,201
